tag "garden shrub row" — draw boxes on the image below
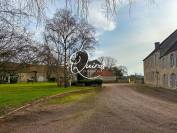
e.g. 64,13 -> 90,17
72,79 -> 103,87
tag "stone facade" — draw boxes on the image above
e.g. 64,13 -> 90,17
18,65 -> 48,82
0,63 -> 63,83
144,30 -> 177,89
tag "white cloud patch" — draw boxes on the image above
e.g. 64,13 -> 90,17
94,0 -> 177,74
88,9 -> 116,31
88,1 -> 117,35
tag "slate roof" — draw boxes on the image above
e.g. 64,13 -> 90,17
143,49 -> 158,61
164,41 -> 177,56
159,29 -> 177,57
143,29 -> 177,61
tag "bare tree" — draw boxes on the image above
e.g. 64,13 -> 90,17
112,65 -> 128,81
0,26 -> 40,83
56,0 -> 154,18
45,9 -> 96,87
0,28 -> 30,64
15,44 -> 39,64
0,29 -> 40,65
118,65 -> 128,76
112,66 -> 122,81
0,0 -> 46,67
38,42 -> 58,81
98,56 -> 117,69
0,0 -> 47,25
0,0 -> 155,27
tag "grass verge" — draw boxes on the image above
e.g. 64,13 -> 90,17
46,91 -> 96,105
0,82 -> 95,115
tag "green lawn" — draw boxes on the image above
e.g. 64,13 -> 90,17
0,82 -> 94,115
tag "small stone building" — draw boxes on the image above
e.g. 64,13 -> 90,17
143,30 -> 177,89
18,64 -> 49,82
0,63 -> 63,83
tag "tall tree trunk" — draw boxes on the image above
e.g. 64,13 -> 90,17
64,44 -> 67,88
57,50 -> 60,87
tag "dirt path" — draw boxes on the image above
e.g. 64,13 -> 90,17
1,84 -> 177,133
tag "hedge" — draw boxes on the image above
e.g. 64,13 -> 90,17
72,79 -> 103,87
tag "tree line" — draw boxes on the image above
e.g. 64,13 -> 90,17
0,8 -> 97,85
0,0 -> 129,86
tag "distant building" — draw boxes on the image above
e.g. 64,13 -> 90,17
143,30 -> 177,89
0,63 -> 63,83
95,70 -> 116,82
86,60 -> 102,77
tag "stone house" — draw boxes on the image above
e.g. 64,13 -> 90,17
0,63 -> 63,83
143,30 -> 177,89
18,64 -> 49,82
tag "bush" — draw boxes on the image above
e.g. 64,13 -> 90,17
0,80 -> 7,84
48,77 -> 56,82
71,81 -> 77,86
72,79 -> 103,87
10,75 -> 18,84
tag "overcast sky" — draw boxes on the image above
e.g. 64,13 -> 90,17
29,0 -> 177,75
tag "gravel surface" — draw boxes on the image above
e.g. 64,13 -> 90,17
1,84 -> 177,133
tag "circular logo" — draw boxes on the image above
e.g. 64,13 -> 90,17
70,50 -> 104,79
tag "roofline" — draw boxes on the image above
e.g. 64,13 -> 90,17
143,29 -> 177,61
143,49 -> 157,61
160,40 -> 177,58
159,29 -> 177,48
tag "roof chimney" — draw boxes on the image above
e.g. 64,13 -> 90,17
155,42 -> 160,49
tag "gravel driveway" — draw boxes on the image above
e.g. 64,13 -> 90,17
1,84 -> 177,133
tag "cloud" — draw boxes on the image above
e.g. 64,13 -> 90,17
88,9 -> 116,31
26,0 -> 177,75
88,1 -> 117,35
94,0 -> 177,74
93,50 -> 105,59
